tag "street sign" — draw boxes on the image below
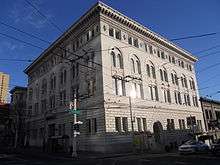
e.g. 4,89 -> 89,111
66,109 -> 80,115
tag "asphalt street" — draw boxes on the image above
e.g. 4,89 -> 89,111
0,152 -> 220,165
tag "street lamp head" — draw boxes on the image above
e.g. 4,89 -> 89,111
130,89 -> 136,98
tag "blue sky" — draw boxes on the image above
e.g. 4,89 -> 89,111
0,0 -> 220,101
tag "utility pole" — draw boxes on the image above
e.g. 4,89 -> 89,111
71,94 -> 77,157
129,96 -> 135,152
69,93 -> 82,158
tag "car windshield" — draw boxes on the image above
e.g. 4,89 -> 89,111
184,141 -> 197,145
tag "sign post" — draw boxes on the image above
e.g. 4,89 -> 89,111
70,94 -> 83,158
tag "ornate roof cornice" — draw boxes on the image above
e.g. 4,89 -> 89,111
97,1 -> 197,62
24,1 -> 197,74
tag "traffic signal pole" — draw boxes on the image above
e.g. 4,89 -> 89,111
72,94 -> 77,157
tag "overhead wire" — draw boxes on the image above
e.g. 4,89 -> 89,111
170,32 -> 217,41
24,0 -> 63,33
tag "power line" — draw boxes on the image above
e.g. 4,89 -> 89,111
198,50 -> 220,60
197,62 -> 220,73
0,32 -> 95,71
170,32 -> 217,41
193,44 -> 220,54
0,58 -> 33,62
24,0 -> 63,33
0,32 -> 44,50
0,21 -> 105,70
0,21 -> 51,44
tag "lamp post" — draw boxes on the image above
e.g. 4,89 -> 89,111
129,86 -> 136,152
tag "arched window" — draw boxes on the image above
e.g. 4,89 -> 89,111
136,60 -> 141,74
50,73 -> 56,90
60,68 -> 67,85
160,69 -> 163,81
111,51 -> 116,67
146,64 -> 150,77
117,54 -> 123,69
131,58 -> 135,73
181,74 -> 188,88
160,67 -> 168,82
189,77 -> 195,90
171,70 -> 178,85
131,55 -> 141,74
41,79 -> 47,95
111,48 -> 123,69
146,61 -> 156,79
164,70 -> 168,82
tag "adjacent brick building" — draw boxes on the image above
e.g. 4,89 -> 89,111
0,72 -> 9,103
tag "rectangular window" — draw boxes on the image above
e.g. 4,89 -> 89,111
115,29 -> 121,40
109,27 -> 114,37
128,36 -> 132,45
149,85 -> 158,101
115,117 -> 121,132
172,57 -> 175,64
179,119 -> 185,130
149,45 -> 153,54
137,118 -> 142,132
155,86 -> 159,101
178,92 -> 182,105
91,28 -> 95,37
205,110 -> 209,119
164,90 -> 167,103
149,86 -> 153,100
182,119 -> 186,129
167,90 -> 171,103
171,119 -> 175,130
86,119 -> 91,133
112,77 -> 125,96
186,116 -> 196,128
144,43 -> 148,52
117,79 -> 123,96
157,50 -> 160,57
161,52 -> 165,59
92,118 -> 97,133
86,32 -> 90,41
142,118 -> 147,132
133,38 -> 139,48
167,119 -> 175,131
122,117 -> 128,132
209,110 -> 213,119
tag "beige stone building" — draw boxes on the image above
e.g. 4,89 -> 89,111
24,2 -> 204,153
0,72 -> 9,103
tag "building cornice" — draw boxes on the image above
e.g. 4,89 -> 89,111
24,1 -> 197,74
97,1 -> 197,62
24,2 -> 101,74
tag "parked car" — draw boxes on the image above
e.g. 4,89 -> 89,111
178,140 -> 209,154
211,139 -> 220,154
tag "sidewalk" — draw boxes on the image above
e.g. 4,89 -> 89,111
2,147 -> 177,160
4,147 -> 135,160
